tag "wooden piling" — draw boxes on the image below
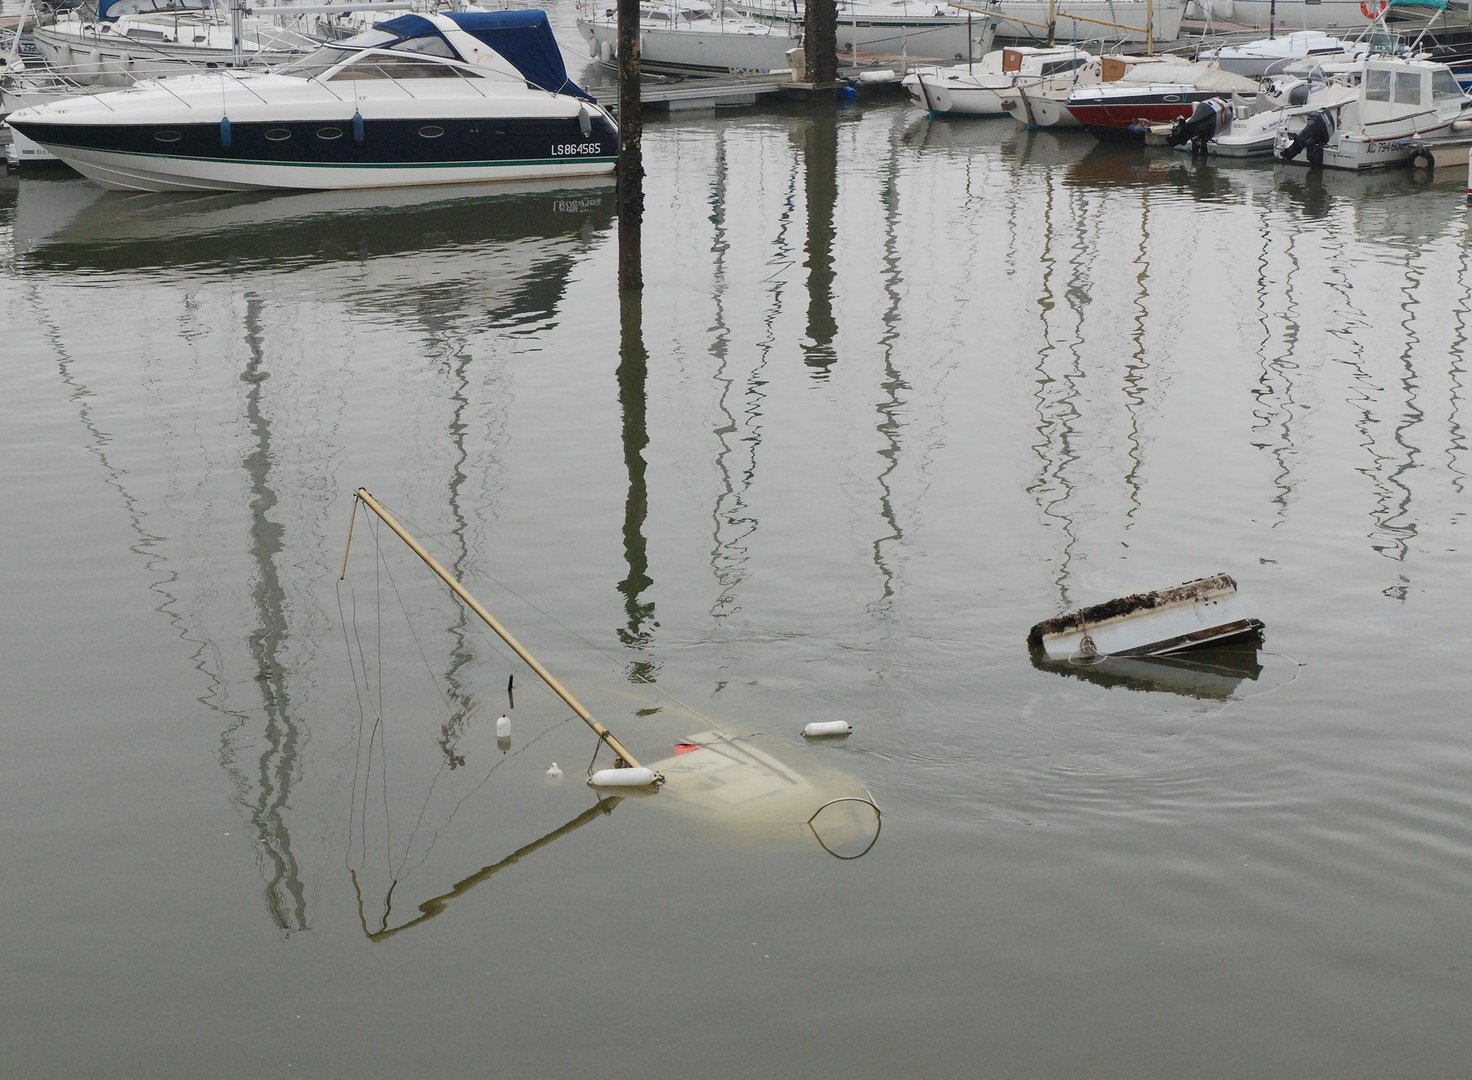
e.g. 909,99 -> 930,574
616,0 -> 644,292
804,0 -> 838,89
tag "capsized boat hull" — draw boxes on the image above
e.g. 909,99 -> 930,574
1027,573 -> 1264,660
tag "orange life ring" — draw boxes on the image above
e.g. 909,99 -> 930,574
1360,0 -> 1388,18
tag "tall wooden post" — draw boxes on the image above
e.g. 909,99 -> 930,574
804,0 -> 838,87
616,0 -> 644,291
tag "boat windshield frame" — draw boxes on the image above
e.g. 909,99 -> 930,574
1430,66 -> 1464,103
275,36 -> 485,83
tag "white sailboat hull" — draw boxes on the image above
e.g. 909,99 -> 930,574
989,0 -> 1185,43
1211,0 -> 1396,29
31,19 -> 307,87
576,18 -> 798,75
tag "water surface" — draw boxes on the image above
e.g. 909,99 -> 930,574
3,62 -> 1471,1079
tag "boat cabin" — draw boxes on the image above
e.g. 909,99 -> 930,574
1358,58 -> 1465,123
1000,45 -> 1089,77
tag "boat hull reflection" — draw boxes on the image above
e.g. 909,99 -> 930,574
1030,644 -> 1265,700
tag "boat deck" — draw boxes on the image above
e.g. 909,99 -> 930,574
588,72 -> 802,112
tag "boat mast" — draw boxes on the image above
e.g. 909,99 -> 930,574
231,0 -> 244,68
343,488 -> 647,771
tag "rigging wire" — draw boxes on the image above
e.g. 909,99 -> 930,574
339,509 -> 589,884
365,494 -> 729,735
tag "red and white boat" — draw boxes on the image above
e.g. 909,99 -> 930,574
1064,60 -> 1258,136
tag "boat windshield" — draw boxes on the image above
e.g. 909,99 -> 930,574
276,28 -> 458,79
1364,66 -> 1392,102
1365,32 -> 1404,56
1431,67 -> 1464,102
1040,57 -> 1085,76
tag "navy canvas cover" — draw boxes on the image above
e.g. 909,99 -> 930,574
375,11 -> 593,101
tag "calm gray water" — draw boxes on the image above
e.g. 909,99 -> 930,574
4,49 -> 1472,1079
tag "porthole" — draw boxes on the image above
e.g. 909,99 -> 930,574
265,128 -> 291,141
154,130 -> 181,143
419,125 -> 445,139
317,126 -> 343,140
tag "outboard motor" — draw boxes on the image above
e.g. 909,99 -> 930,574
1278,108 -> 1336,166
1167,97 -> 1232,154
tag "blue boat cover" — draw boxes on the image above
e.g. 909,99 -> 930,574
376,11 -> 595,102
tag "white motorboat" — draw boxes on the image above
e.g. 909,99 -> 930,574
29,0 -> 336,87
1275,54 -> 1472,168
2,65 -> 83,164
574,0 -> 799,76
7,11 -> 619,192
983,0 -> 1185,44
902,44 -> 1090,116
1164,62 -> 1352,156
737,0 -> 997,63
1196,28 -> 1374,76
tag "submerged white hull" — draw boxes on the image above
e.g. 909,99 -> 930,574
41,143 -> 616,192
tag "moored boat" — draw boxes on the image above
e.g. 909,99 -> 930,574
1196,28 -> 1374,77
1065,60 -> 1258,135
902,44 -> 1090,116
28,0 -> 335,87
575,0 -> 799,76
7,11 -> 619,192
1275,54 -> 1472,168
1171,64 -> 1352,157
1003,52 -> 1168,126
736,0 -> 997,63
984,0 -> 1185,44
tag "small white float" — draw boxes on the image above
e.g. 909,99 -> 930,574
587,766 -> 662,788
802,720 -> 853,738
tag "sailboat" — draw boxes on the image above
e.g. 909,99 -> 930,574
29,0 -> 332,86
735,0 -> 998,63
575,0 -> 800,77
